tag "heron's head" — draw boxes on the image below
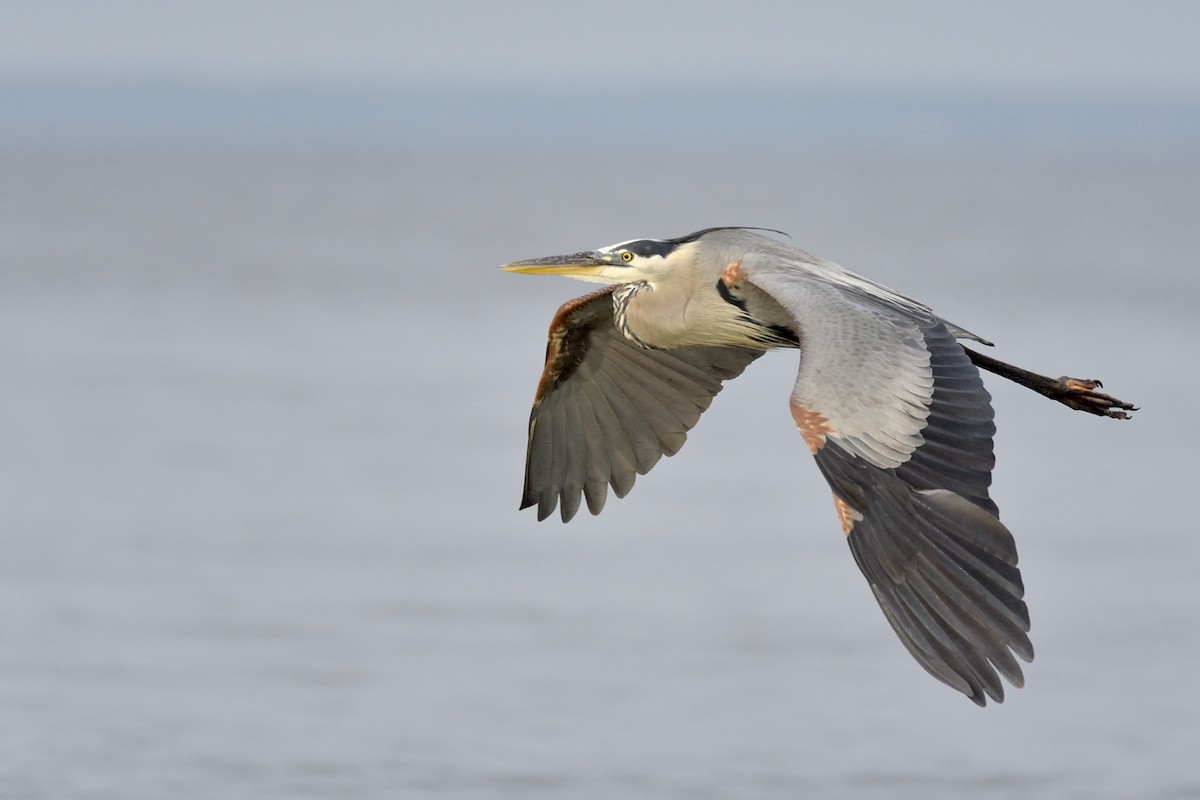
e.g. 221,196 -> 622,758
501,236 -> 693,286
502,227 -> 788,286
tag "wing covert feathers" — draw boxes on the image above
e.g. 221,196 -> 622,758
809,322 -> 1030,706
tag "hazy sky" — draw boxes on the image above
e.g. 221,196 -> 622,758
2,0 -> 1199,94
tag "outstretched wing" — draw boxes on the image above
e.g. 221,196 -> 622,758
744,254 -> 1031,706
521,286 -> 761,523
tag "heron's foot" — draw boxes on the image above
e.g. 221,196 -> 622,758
721,260 -> 746,288
1054,376 -> 1138,419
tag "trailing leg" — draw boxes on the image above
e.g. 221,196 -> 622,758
963,347 -> 1137,419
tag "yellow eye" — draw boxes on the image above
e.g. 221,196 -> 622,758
621,251 -> 633,262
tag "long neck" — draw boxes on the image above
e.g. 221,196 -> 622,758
612,280 -> 683,348
614,274 -> 795,350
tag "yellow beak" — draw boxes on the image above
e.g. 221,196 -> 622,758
501,251 -> 610,277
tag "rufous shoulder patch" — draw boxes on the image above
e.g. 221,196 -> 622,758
534,286 -> 617,403
720,259 -> 746,287
790,399 -> 831,454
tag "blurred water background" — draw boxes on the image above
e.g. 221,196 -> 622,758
3,4 -> 1200,799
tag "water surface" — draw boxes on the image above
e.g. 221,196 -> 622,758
1,145 -> 1195,798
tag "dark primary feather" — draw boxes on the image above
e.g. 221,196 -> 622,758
893,323 -> 998,514
521,287 -> 761,521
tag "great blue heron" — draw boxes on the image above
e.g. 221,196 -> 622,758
502,226 -> 1135,706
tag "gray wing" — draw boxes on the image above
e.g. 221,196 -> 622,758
743,254 -> 1031,706
521,286 -> 761,523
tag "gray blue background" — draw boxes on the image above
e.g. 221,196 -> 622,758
3,2 -> 1197,797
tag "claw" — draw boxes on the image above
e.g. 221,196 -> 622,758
1056,376 -> 1138,419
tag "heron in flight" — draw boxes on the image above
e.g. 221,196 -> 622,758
502,227 -> 1135,706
